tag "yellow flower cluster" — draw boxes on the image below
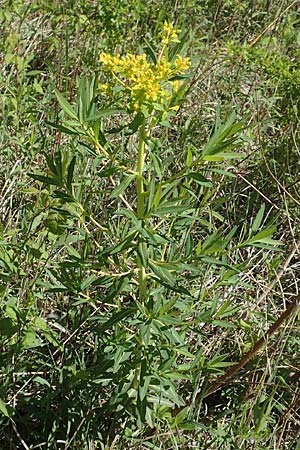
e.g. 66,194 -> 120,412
99,24 -> 190,111
161,21 -> 181,45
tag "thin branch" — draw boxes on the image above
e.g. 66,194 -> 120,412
202,294 -> 300,399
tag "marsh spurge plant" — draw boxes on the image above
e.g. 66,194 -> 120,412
99,23 -> 190,307
37,22 -> 274,430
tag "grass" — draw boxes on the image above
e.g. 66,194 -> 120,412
0,0 -> 300,448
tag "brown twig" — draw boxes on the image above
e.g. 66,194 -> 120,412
248,1 -> 298,48
171,293 -> 300,417
201,294 -> 300,400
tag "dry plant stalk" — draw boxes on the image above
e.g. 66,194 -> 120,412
199,242 -> 300,400
202,294 -> 300,399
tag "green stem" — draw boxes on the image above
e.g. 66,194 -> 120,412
136,122 -> 147,303
137,122 -> 146,220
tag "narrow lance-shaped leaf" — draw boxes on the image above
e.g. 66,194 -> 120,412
28,173 -> 61,186
67,156 -> 76,191
251,204 -> 265,233
110,174 -> 135,199
45,121 -> 81,136
144,40 -> 157,65
55,89 -> 78,120
98,308 -> 135,333
200,113 -> 244,161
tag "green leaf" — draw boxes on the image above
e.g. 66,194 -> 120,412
0,399 -> 12,418
254,391 -> 275,434
28,173 -> 61,186
0,318 -> 17,337
177,421 -> 204,431
103,230 -> 138,256
149,260 -> 176,287
87,108 -> 125,121
252,204 -> 265,233
169,29 -> 189,61
22,328 -> 42,348
67,156 -> 76,190
214,300 -> 241,319
152,204 -> 189,217
81,274 -> 97,290
151,378 -> 185,407
126,112 -> 145,134
78,76 -> 89,122
139,375 -> 151,402
34,376 -> 51,387
147,395 -> 174,407
34,317 -> 47,331
159,297 -> 177,315
45,121 -> 81,136
211,320 -> 236,329
148,260 -> 190,295
169,74 -> 191,81
210,168 -> 236,178
110,175 -> 135,199
42,329 -> 59,347
201,113 -> 244,161
144,40 -> 157,65
158,315 -> 183,326
198,256 -> 237,269
173,406 -> 190,426
197,231 -> 225,255
242,226 -> 278,246
138,241 -> 148,267
203,151 -> 242,161
186,146 -> 193,168
112,346 -> 132,373
98,308 -> 135,333
55,89 -> 78,120
29,213 -> 45,232
185,172 -> 213,187
78,141 -> 99,157
206,354 -> 235,370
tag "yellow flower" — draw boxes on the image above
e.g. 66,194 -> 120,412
99,82 -> 109,94
99,23 -> 190,111
174,55 -> 190,72
171,80 -> 183,91
161,22 -> 181,45
156,58 -> 173,79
